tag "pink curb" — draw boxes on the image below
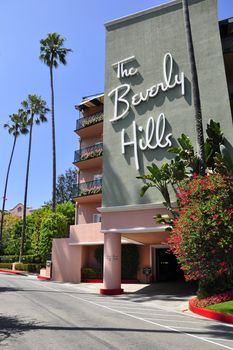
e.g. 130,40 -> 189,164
37,275 -> 50,281
0,269 -> 26,276
189,298 -> 233,324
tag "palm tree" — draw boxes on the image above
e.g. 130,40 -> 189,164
182,0 -> 205,175
19,95 -> 49,262
39,33 -> 72,211
0,111 -> 29,243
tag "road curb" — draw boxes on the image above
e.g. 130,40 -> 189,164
0,268 -> 26,276
37,275 -> 51,281
189,298 -> 233,324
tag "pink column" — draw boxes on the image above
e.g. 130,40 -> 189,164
100,232 -> 124,295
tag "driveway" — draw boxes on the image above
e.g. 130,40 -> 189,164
1,273 -> 232,350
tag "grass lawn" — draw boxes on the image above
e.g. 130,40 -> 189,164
206,300 -> 233,315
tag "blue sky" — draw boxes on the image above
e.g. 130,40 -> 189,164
0,0 -> 232,210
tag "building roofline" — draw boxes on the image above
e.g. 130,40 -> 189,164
105,0 -> 179,28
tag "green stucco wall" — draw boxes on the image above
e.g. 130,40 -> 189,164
103,0 -> 233,207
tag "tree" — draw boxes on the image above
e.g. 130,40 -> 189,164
56,168 -> 76,204
39,33 -> 72,212
0,111 -> 28,243
39,212 -> 68,263
19,95 -> 49,262
182,0 -> 205,175
1,213 -> 19,255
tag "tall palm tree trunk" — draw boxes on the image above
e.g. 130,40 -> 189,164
0,135 -> 17,243
19,119 -> 34,262
50,64 -> 56,212
182,0 -> 205,175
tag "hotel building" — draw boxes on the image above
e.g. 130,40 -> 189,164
51,0 -> 233,294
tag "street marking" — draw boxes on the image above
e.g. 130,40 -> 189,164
145,318 -> 206,323
29,281 -> 233,350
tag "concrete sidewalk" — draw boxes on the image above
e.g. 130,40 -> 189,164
69,281 -> 197,313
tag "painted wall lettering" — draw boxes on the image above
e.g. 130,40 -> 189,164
121,114 -> 172,170
109,53 -> 185,122
108,52 -> 186,170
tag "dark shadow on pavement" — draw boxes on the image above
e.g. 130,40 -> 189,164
0,313 -> 232,343
120,282 -> 198,304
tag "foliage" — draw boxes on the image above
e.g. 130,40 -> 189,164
39,212 -> 68,263
1,214 -> 19,253
40,32 -> 72,212
0,255 -> 40,263
39,33 -> 72,68
206,299 -> 233,314
78,112 -> 103,129
1,203 -> 73,262
56,202 -> 75,226
0,263 -> 12,269
167,175 -> 233,297
193,290 -> 233,308
14,263 -> 44,273
0,110 -> 29,241
55,168 -> 77,204
81,267 -> 102,279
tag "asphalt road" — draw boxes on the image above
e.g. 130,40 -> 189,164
0,274 -> 233,350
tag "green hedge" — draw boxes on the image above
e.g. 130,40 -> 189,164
0,263 -> 12,269
0,255 -> 41,263
14,263 -> 44,274
81,267 -> 103,279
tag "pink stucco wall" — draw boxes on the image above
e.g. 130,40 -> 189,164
69,223 -> 103,243
79,168 -> 102,183
78,202 -> 101,224
81,136 -> 102,148
81,245 -> 101,268
52,238 -> 81,283
101,208 -> 168,230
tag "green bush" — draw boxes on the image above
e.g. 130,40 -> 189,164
0,263 -> 12,269
0,255 -> 41,263
0,255 -> 19,262
14,263 -> 44,273
81,267 -> 102,279
39,212 -> 68,263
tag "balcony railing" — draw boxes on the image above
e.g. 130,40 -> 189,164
72,179 -> 102,198
74,143 -> 103,163
76,112 -> 103,131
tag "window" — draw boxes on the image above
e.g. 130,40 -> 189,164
93,214 -> 101,223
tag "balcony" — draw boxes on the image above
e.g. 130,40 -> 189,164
72,179 -> 102,203
74,143 -> 103,162
75,112 -> 103,137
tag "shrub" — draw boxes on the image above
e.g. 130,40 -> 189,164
14,263 -> 44,274
0,255 -> 19,262
0,255 -> 41,263
193,289 -> 233,308
81,267 -> 102,279
0,263 -> 12,269
39,212 -> 68,263
168,174 -> 233,297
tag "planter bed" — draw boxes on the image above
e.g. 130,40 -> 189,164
189,298 -> 233,324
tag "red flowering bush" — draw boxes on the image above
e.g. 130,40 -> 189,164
168,174 -> 233,297
193,289 -> 233,308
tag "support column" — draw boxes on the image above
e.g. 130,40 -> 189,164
100,232 -> 123,295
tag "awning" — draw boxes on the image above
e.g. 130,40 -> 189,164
75,93 -> 104,111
